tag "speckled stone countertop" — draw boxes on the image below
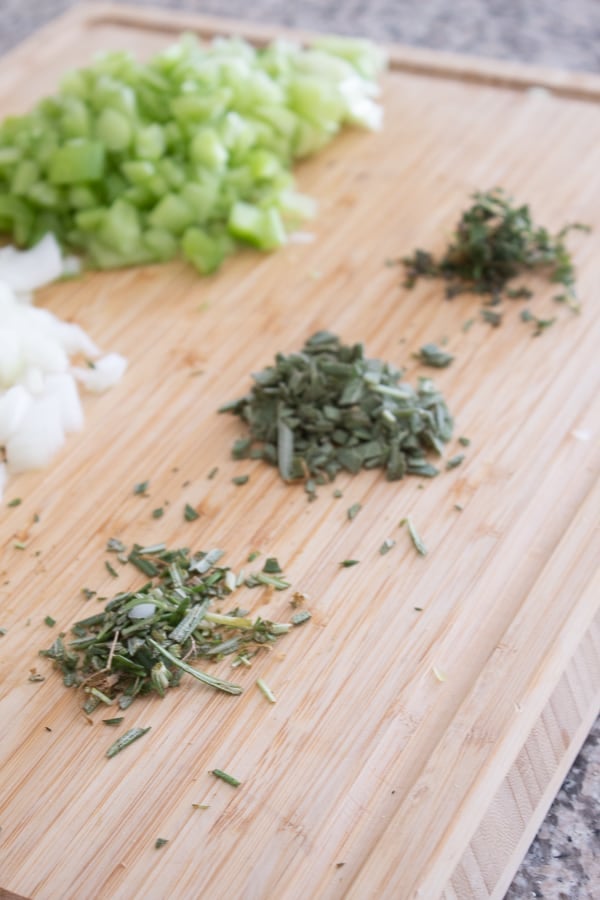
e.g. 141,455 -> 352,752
1,3 -> 599,897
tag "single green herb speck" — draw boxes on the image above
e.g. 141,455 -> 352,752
446,454 -> 465,469
7,498 -> 22,507
414,344 -> 454,368
379,538 -> 395,555
340,559 -> 359,568
133,481 -> 149,495
155,838 -> 168,849
211,768 -> 241,787
232,475 -> 249,486
400,517 -> 427,556
347,502 -> 362,520
152,507 -> 164,519
105,561 -> 119,578
44,616 -> 56,627
184,503 -> 200,521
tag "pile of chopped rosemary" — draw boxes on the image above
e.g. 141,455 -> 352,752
402,188 -> 589,314
219,331 -> 453,490
41,544 -> 303,713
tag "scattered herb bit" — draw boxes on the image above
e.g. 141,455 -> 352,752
0,628 -> 7,636
414,343 -> 454,368
400,517 -> 427,556
333,489 -> 343,499
82,588 -> 96,600
14,541 -> 26,550
481,309 -> 502,327
379,538 -> 395,555
446,454 -> 465,470
432,666 -> 446,683
102,717 -> 124,726
207,467 -> 219,480
458,436 -> 471,447
462,318 -> 475,333
211,769 -> 241,788
192,803 -> 210,810
414,606 -> 423,612
155,838 -> 169,849
336,863 -> 346,869
454,503 -> 464,511
402,188 -> 588,311
41,544 -> 296,710
520,308 -> 556,335
44,616 -> 56,627
106,726 -> 151,758
247,550 -> 260,563
152,507 -> 164,519
220,332 -> 453,490
7,498 -> 22,507
347,502 -> 362,521
262,557 -> 282,574
44,726 -> 52,732
340,559 -> 359,568
105,560 -> 119,578
506,286 -> 533,299
257,678 -> 276,703
184,503 -> 200,522
290,610 -> 312,625
133,481 -> 149,496
107,538 -> 126,553
232,475 -> 249,486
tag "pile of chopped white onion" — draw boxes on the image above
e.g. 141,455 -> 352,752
0,234 -> 127,500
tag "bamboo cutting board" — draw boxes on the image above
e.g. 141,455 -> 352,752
0,6 -> 599,899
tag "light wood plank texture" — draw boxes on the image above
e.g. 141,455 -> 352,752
0,6 -> 599,899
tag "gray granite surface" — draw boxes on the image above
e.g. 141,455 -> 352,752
0,2 -> 598,898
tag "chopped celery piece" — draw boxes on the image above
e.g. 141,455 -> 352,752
0,33 -> 385,273
48,140 -> 105,184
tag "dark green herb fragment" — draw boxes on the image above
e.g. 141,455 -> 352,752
82,587 -> 96,600
14,541 -> 26,550
105,561 -> 119,578
458,436 -> 470,447
0,627 -> 7,636
220,332 -> 453,491
184,503 -> 200,522
247,550 -> 260,563
340,559 -> 359,568
152,507 -> 164,519
462,318 -> 475,333
520,308 -> 556,335
7,498 -> 22,507
379,538 -> 395,555
133,481 -> 149,496
262,557 -> 282,574
155,838 -> 168,849
44,616 -> 56,627
347,502 -> 362,521
106,726 -> 151,758
232,475 -> 249,486
481,309 -> 502,327
207,467 -> 219,480
102,717 -> 124,726
333,489 -> 343,499
291,610 -> 312,625
402,188 -> 588,311
211,769 -> 241,787
446,454 -> 465,470
414,344 -> 454,368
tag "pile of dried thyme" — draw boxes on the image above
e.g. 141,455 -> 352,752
41,544 -> 304,713
401,188 -> 589,314
219,331 -> 453,490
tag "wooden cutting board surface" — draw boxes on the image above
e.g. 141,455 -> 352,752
0,6 -> 599,899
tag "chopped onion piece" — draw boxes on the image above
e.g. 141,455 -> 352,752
6,395 -> 65,472
0,385 -> 32,444
0,234 -> 63,291
128,603 -> 156,620
72,353 -> 128,393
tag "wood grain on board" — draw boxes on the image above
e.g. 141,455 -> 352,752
0,5 -> 598,899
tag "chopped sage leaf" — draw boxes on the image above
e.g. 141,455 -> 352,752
446,454 -> 465,469
414,343 -> 454,368
340,559 -> 359,568
152,507 -> 164,519
347,502 -> 362,520
184,503 -> 200,522
44,616 -> 56,627
458,436 -> 471,447
211,768 -> 241,787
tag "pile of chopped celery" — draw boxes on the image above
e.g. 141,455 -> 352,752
0,34 -> 385,273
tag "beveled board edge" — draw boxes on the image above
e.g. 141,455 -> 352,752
2,1 -> 600,104
446,615 -> 600,900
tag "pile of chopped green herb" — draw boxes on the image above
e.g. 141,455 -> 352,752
41,544 -> 301,712
220,331 -> 453,487
402,188 -> 588,312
